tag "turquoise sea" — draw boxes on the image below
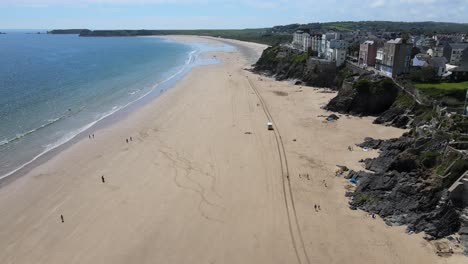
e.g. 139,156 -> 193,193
0,33 -> 223,179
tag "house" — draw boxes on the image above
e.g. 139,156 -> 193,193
326,48 -> 347,67
379,38 -> 412,77
292,30 -> 304,47
311,33 -> 322,53
412,53 -> 431,67
426,46 -> 444,57
320,33 -> 338,57
430,57 -> 448,76
302,33 -> 312,52
423,37 -> 436,48
446,43 -> 468,66
358,40 -> 382,67
375,48 -> 384,70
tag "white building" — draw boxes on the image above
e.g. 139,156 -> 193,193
311,34 -> 322,53
375,48 -> 384,70
326,48 -> 347,66
302,33 -> 312,52
293,30 -> 313,52
293,30 -> 304,48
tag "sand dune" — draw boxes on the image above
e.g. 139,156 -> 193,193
0,36 -> 464,264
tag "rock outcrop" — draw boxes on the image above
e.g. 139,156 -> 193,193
325,77 -> 399,116
349,134 -> 467,238
253,45 -> 343,89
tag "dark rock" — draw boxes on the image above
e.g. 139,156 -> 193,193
253,45 -> 341,89
326,114 -> 339,121
326,78 -> 399,116
357,137 -> 383,149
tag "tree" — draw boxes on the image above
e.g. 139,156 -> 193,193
408,66 -> 438,83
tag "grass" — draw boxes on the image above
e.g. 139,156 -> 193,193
394,92 -> 415,108
291,53 -> 308,64
414,81 -> 468,90
414,81 -> 468,106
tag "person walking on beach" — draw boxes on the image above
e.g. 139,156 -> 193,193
126,138 -> 128,143
60,214 -> 64,223
314,204 -> 317,211
92,134 -> 94,139
130,137 -> 133,141
101,175 -> 105,183
89,135 -> 91,139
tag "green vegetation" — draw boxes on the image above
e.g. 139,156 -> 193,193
272,21 -> 468,34
414,81 -> 468,91
414,81 -> 467,106
442,159 -> 468,187
50,20 -> 468,46
354,192 -> 374,204
394,92 -> 415,108
354,77 -> 394,94
419,151 -> 440,169
291,53 -> 308,64
74,29 -> 291,46
407,67 -> 438,83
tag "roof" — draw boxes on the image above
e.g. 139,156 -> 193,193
415,53 -> 431,60
449,65 -> 468,72
387,38 -> 403,44
430,57 -> 448,67
450,43 -> 468,50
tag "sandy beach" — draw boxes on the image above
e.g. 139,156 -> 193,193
0,36 -> 464,264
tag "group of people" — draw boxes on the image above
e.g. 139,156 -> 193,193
322,179 -> 328,188
314,204 -> 321,212
125,137 -> 133,143
299,173 -> 310,180
88,134 -> 95,139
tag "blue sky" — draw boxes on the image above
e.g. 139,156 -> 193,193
1,0 -> 467,29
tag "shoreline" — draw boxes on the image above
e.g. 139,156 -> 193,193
0,36 -> 465,264
0,37 -> 222,185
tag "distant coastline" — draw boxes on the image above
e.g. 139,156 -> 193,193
48,20 -> 468,45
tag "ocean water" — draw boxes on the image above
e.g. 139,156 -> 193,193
0,33 -> 226,179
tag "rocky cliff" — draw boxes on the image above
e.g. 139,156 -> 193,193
326,77 -> 400,116
348,132 -> 467,239
253,45 -> 343,89
325,72 -> 468,251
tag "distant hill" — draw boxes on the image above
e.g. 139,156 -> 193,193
272,21 -> 468,34
48,29 -> 87,34
76,29 -> 290,46
49,21 -> 468,46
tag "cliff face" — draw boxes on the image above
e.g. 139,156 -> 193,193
348,134 -> 467,238
326,77 -> 399,116
253,46 -> 342,89
325,73 -> 468,246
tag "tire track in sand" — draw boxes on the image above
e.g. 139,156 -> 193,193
246,75 -> 311,264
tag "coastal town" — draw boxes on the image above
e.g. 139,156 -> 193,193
291,29 -> 468,80
2,0 -> 468,260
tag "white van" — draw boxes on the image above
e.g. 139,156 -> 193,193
267,122 -> 273,130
